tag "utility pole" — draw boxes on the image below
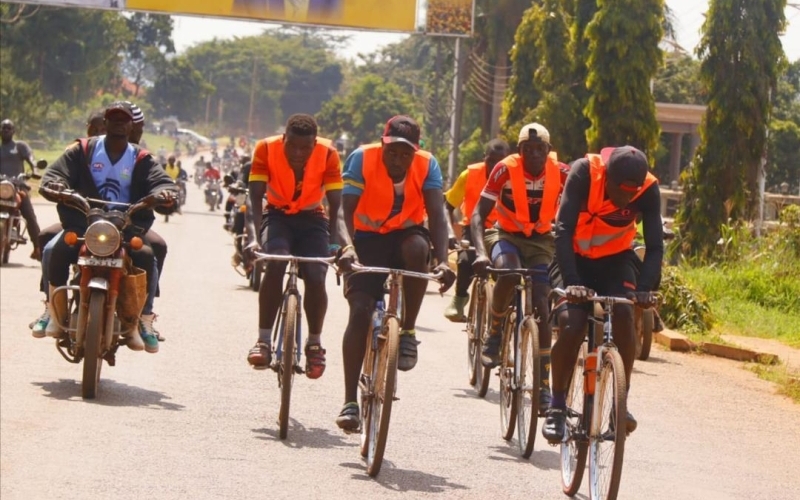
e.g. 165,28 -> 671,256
248,56 -> 258,136
448,37 -> 467,187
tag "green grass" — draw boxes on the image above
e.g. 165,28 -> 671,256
33,132 -> 181,166
749,364 -> 800,403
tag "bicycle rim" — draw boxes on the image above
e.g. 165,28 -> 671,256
278,294 -> 298,440
499,313 -> 517,441
517,318 -> 540,458
367,317 -> 399,477
359,326 -> 375,458
561,342 -> 589,496
466,282 -> 481,387
589,350 -> 627,500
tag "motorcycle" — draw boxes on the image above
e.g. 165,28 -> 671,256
205,179 -> 222,211
0,161 -> 46,265
225,178 -> 263,291
39,187 -> 170,399
164,178 -> 186,223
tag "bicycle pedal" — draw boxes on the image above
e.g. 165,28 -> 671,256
392,396 -> 400,401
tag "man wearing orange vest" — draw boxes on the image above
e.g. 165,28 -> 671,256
334,115 -> 456,431
542,145 -> 663,444
472,123 -> 569,411
245,114 -> 343,379
443,139 -> 510,322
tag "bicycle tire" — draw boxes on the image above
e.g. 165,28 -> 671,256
466,281 -> 481,387
359,317 -> 377,458
366,316 -> 399,477
636,310 -> 654,361
589,349 -> 627,500
82,291 -> 105,399
561,342 -> 589,496
499,312 -> 517,441
277,294 -> 298,440
517,317 -> 540,458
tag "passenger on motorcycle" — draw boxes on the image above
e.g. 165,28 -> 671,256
0,118 -> 42,260
543,146 -> 663,443
38,102 -> 179,353
442,139 -> 510,322
245,114 -> 343,379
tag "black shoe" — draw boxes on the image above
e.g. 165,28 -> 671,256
542,408 -> 567,444
653,311 -> 665,333
336,402 -> 360,432
481,335 -> 501,368
538,386 -> 552,416
625,410 -> 637,434
398,333 -> 419,371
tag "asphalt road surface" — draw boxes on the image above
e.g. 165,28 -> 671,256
2,175 -> 799,500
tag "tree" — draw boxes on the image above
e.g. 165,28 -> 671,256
676,0 -> 787,260
149,57 -> 214,123
122,13 -> 175,97
584,0 -> 664,155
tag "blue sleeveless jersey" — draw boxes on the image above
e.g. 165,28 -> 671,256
89,136 -> 136,204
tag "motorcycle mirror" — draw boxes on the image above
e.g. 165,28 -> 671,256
36,159 -> 48,170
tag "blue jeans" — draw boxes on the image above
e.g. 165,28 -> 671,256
40,231 -> 61,300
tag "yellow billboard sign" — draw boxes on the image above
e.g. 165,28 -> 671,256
423,0 -> 474,36
126,0 -> 418,32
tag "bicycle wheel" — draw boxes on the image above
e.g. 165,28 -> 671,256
499,312 -> 518,441
366,316 -> 399,477
635,309 -> 654,361
466,280 -> 481,387
467,281 -> 492,397
589,349 -> 627,500
277,294 -> 298,440
561,342 -> 589,496
517,317 -> 540,458
359,320 -> 377,458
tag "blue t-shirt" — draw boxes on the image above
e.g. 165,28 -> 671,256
90,136 -> 136,204
343,147 -> 443,237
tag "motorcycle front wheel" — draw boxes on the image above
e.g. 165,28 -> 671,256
82,291 -> 105,399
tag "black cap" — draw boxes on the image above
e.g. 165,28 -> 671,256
601,146 -> 649,190
104,101 -> 134,121
381,115 -> 421,150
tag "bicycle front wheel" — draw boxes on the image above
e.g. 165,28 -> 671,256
517,317 -> 540,458
366,316 -> 399,477
499,313 -> 518,441
468,281 -> 491,397
589,349 -> 627,500
561,342 -> 589,496
277,294 -> 298,440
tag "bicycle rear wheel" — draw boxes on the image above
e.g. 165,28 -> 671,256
517,317 -> 540,458
589,349 -> 627,500
468,281 -> 491,397
277,294 -> 298,440
366,316 -> 399,477
561,342 -> 589,496
499,312 -> 518,441
635,309 -> 654,361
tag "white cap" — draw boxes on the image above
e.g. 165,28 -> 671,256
517,123 -> 550,144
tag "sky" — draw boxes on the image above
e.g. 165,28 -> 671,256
169,0 -> 800,62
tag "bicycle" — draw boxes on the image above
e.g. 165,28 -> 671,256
487,267 -> 548,458
551,288 -> 657,500
347,262 -> 444,477
465,272 -> 492,397
252,252 -> 337,440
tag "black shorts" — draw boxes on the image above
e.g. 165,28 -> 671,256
344,226 -> 431,300
549,249 -> 640,313
261,209 -> 330,273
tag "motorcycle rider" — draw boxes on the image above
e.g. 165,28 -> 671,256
38,102 -> 178,353
203,162 -> 223,209
163,155 -> 187,213
0,118 -> 42,260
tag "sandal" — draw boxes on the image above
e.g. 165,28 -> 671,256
247,342 -> 271,369
304,343 -> 326,379
398,333 -> 420,372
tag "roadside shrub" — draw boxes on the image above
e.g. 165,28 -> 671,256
659,266 -> 714,335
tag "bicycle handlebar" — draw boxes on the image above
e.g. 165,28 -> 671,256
551,287 -> 635,306
253,252 -> 337,265
485,267 -> 548,278
350,262 -> 445,282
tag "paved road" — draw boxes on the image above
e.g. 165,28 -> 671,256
2,181 -> 799,500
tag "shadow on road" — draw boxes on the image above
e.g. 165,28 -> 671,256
340,461 -> 469,493
450,387 -> 500,405
0,262 -> 35,269
252,421 -> 354,450
488,444 -> 560,470
31,378 -> 185,410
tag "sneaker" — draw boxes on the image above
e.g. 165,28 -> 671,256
304,343 -> 326,379
625,410 -> 637,434
247,342 -> 271,369
653,310 -> 665,333
538,386 -> 552,415
335,402 -> 360,432
542,407 -> 567,444
444,295 -> 469,323
31,305 -> 50,339
139,314 -> 159,353
398,332 -> 419,372
481,334 -> 502,368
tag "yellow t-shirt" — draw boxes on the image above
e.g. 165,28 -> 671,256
445,168 -> 470,208
165,163 -> 180,181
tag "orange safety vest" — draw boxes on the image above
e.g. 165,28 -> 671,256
461,162 -> 497,227
573,153 -> 658,258
354,144 -> 431,234
264,135 -> 333,214
494,152 -> 561,236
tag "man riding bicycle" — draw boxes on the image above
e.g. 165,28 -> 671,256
442,139 -> 510,322
543,145 -> 663,443
245,114 -> 343,380
335,115 -> 456,431
471,123 -> 568,411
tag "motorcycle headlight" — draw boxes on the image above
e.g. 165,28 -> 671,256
84,220 -> 121,257
0,182 -> 15,200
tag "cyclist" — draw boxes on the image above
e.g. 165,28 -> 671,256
335,115 -> 456,430
442,139 -> 510,322
471,123 -> 569,411
245,114 -> 343,380
542,146 -> 662,444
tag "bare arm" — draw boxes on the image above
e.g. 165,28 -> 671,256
470,196 -> 495,258
342,193 -> 359,242
423,189 -> 449,265
249,180 -> 266,245
325,189 -> 343,248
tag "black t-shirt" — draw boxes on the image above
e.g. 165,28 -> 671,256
554,158 -> 663,291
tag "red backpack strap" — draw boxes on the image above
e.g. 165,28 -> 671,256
134,146 -> 150,164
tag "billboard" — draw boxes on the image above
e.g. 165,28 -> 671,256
9,0 -> 474,35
